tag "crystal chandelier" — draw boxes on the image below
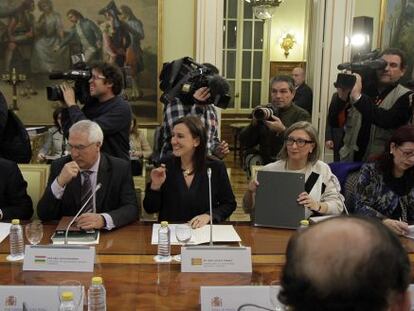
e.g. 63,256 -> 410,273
245,0 -> 283,20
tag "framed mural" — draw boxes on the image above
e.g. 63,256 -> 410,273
380,0 -> 414,81
0,0 -> 162,124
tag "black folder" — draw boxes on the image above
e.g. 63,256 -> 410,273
253,170 -> 305,229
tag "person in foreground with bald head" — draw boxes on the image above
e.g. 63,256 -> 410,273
278,216 -> 411,311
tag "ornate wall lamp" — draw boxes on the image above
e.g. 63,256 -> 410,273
280,33 -> 296,58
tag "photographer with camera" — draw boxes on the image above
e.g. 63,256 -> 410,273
159,62 -> 230,160
240,75 -> 310,171
339,48 -> 413,162
59,61 -> 131,161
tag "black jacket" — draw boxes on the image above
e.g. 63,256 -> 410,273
38,153 -> 139,228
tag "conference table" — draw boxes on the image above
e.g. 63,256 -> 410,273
1,222 -> 414,310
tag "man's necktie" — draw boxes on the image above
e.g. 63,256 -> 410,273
80,170 -> 93,213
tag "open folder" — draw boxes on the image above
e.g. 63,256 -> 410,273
51,216 -> 100,245
151,224 -> 241,245
254,170 -> 305,229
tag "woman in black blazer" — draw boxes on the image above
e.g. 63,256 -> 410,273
143,116 -> 236,228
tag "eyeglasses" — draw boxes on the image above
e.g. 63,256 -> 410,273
67,142 -> 95,151
285,137 -> 314,147
89,74 -> 106,81
397,147 -> 414,159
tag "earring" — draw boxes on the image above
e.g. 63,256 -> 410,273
390,151 -> 393,154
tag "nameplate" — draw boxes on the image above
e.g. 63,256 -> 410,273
200,285 -> 283,311
23,245 -> 95,272
0,285 -> 84,310
181,246 -> 252,273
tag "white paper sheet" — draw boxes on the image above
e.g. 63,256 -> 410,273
404,225 -> 414,240
151,224 -> 241,245
0,222 -> 11,244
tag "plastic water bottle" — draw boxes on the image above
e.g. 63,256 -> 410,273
156,221 -> 171,262
7,219 -> 24,261
59,291 -> 76,311
298,219 -> 309,231
88,276 -> 106,311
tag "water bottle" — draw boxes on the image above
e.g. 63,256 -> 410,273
7,219 -> 24,261
59,291 -> 76,311
156,221 -> 171,262
88,276 -> 106,311
298,219 -> 309,231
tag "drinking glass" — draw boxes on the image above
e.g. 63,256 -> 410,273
269,281 -> 285,311
25,221 -> 43,245
57,280 -> 84,310
173,224 -> 192,262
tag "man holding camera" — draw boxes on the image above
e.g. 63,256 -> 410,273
240,75 -> 310,168
159,64 -> 229,160
60,61 -> 131,161
339,48 -> 413,161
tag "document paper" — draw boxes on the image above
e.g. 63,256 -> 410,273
151,224 -> 241,245
0,222 -> 11,244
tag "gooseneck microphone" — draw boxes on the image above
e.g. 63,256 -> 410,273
207,168 -> 213,246
64,183 -> 102,244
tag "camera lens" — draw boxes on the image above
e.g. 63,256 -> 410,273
253,107 -> 273,121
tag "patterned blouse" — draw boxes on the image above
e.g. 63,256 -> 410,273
354,163 -> 414,221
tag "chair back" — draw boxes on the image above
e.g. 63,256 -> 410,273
18,164 -> 50,219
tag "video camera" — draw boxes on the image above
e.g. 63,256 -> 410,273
336,49 -> 387,89
159,57 -> 231,109
46,54 -> 92,105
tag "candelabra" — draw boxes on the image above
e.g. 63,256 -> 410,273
1,68 -> 26,111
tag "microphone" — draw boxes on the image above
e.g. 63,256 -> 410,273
207,168 -> 213,246
330,174 -> 349,215
64,183 -> 102,244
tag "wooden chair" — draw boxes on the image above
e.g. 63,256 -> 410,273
18,164 -> 50,219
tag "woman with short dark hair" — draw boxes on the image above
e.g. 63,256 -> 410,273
354,124 -> 414,235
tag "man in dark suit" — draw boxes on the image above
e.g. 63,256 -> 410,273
278,216 -> 411,310
0,157 -> 33,220
38,120 -> 138,230
292,67 -> 313,115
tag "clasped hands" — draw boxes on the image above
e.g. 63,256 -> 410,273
248,179 -> 320,211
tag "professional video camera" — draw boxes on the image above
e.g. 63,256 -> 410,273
336,49 -> 387,89
159,57 -> 231,109
46,54 -> 92,105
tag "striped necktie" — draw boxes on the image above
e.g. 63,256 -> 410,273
80,170 -> 93,213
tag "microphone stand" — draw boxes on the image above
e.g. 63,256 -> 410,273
331,174 -> 349,215
64,183 -> 102,245
207,168 -> 213,246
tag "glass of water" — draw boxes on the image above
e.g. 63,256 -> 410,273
173,224 -> 192,262
25,220 -> 43,245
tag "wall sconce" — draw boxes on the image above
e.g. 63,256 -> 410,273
280,33 -> 296,58
245,0 -> 283,20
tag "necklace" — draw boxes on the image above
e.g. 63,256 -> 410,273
182,168 -> 193,177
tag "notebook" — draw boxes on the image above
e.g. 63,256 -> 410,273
253,170 -> 305,229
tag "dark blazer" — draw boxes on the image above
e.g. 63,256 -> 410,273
37,153 -> 138,228
0,158 -> 33,220
143,157 -> 236,223
294,83 -> 313,114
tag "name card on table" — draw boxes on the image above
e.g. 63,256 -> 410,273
23,245 -> 95,272
181,246 -> 252,273
201,285 -> 284,311
0,285 -> 84,311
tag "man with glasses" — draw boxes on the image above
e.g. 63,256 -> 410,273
340,48 -> 413,162
38,120 -> 138,230
240,75 -> 310,174
60,61 -> 131,161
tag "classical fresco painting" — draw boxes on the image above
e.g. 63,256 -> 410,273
380,0 -> 414,81
0,0 -> 161,124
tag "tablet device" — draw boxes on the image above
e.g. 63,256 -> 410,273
253,170 -> 305,229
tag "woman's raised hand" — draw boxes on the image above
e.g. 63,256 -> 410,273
150,164 -> 166,190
